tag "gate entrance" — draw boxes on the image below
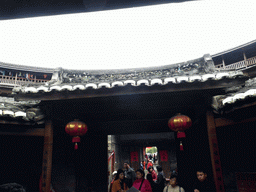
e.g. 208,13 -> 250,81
107,132 -> 177,191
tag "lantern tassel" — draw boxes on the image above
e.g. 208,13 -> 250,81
74,143 -> 78,150
180,141 -> 184,151
177,131 -> 186,138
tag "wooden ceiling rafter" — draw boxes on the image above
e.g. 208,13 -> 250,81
0,128 -> 45,136
214,116 -> 256,128
0,120 -> 35,125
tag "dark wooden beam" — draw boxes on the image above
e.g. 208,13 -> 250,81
0,87 -> 13,96
41,120 -> 53,192
0,120 -> 34,125
14,77 -> 247,102
223,100 -> 256,114
215,116 -> 256,128
0,128 -> 44,136
206,111 -> 225,192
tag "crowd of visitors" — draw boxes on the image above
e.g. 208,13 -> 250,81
110,161 -> 216,192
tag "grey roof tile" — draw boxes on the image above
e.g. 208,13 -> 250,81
212,77 -> 256,114
11,55 -> 247,104
0,96 -> 44,123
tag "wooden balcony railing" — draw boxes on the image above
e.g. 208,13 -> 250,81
215,56 -> 256,70
0,75 -> 49,87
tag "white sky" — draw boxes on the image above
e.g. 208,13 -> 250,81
0,0 -> 256,70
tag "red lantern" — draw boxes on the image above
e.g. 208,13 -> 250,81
168,114 -> 192,138
65,120 -> 88,150
168,114 -> 192,151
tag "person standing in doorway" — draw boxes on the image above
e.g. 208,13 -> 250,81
112,169 -> 128,192
140,161 -> 144,170
145,156 -> 148,170
132,169 -> 152,192
109,171 -> 117,192
123,161 -> 136,189
147,166 -> 157,181
142,160 -> 146,171
147,160 -> 153,170
149,154 -> 153,161
146,172 -> 156,192
154,165 -> 165,192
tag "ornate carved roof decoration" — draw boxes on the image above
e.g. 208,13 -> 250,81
212,77 -> 256,114
0,96 -> 44,124
12,54 -> 246,95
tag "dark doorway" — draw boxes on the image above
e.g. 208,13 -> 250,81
0,135 -> 44,192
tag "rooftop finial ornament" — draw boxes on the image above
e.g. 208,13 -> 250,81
65,119 -> 88,150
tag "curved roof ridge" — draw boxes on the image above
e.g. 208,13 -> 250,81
60,58 -> 203,75
212,39 -> 256,58
1,55 -> 205,74
0,61 -> 54,73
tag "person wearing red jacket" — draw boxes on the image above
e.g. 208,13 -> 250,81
132,169 -> 152,192
147,160 -> 153,170
142,161 -> 146,170
147,166 -> 157,181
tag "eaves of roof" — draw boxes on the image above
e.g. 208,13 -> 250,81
212,77 -> 256,114
13,71 -> 247,94
0,96 -> 44,124
0,61 -> 54,73
211,39 -> 256,58
12,54 -> 249,103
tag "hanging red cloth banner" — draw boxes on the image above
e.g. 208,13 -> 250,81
131,151 -> 139,162
159,150 -> 168,162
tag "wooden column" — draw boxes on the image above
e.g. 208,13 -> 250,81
222,57 -> 226,69
206,111 -> 225,192
41,120 -> 53,192
243,50 -> 247,61
243,49 -> 247,67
